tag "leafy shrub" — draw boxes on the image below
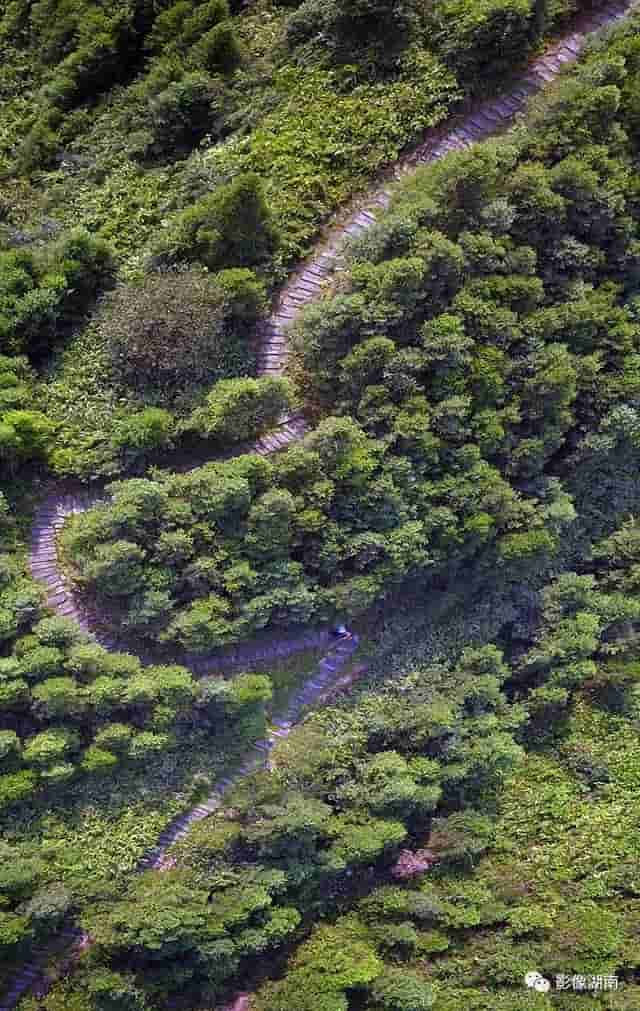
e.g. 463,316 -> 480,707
112,407 -> 175,465
429,0 -> 535,83
146,72 -> 228,157
189,22 -> 241,74
0,409 -> 55,470
0,355 -> 54,468
155,173 -> 280,271
98,268 -> 260,404
187,376 -> 295,444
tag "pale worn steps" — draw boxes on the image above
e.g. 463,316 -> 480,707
5,1 -> 639,1004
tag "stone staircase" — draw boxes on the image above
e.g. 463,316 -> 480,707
139,632 -> 360,870
5,1 -> 639,1005
0,633 -> 360,1010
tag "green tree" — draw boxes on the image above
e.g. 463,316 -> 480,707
84,541 -> 147,598
245,488 -> 297,561
0,409 -> 55,469
257,920 -> 382,1011
32,677 -> 86,719
23,728 -> 78,767
157,173 -> 279,270
189,376 -> 294,445
165,594 -> 234,651
147,72 -> 225,156
20,883 -> 73,935
427,811 -> 495,868
86,969 -> 149,1011
0,769 -> 38,810
85,871 -> 213,971
244,793 -> 332,864
369,966 -> 435,1010
0,911 -> 32,956
190,22 -> 241,74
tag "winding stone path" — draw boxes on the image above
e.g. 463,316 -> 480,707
4,2 -> 639,1006
256,0 -> 635,380
29,481 -> 334,670
0,633 -> 360,1011
27,0 -> 636,665
140,631 -> 361,871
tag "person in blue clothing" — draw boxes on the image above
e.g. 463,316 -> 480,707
333,623 -> 351,638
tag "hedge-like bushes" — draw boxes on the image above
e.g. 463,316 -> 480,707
0,230 -> 113,358
154,173 -> 280,271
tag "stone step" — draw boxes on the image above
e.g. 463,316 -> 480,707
300,264 -> 327,280
530,63 -> 556,82
294,275 -> 323,290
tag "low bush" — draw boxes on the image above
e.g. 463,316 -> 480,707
187,376 -> 295,444
0,230 -> 113,358
154,173 -> 280,271
97,267 -> 262,405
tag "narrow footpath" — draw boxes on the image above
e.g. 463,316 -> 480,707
3,2 -> 638,1006
0,631 -> 360,1011
28,0 -> 636,667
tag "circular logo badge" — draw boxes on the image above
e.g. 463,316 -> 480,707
524,971 -> 543,988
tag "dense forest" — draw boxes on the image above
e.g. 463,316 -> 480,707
61,18 -> 640,652
1,0 -> 640,1008
0,0 -> 604,475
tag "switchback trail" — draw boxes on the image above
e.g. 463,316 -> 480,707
0,632 -> 361,1011
3,3 -> 638,1006
28,0 -> 636,668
